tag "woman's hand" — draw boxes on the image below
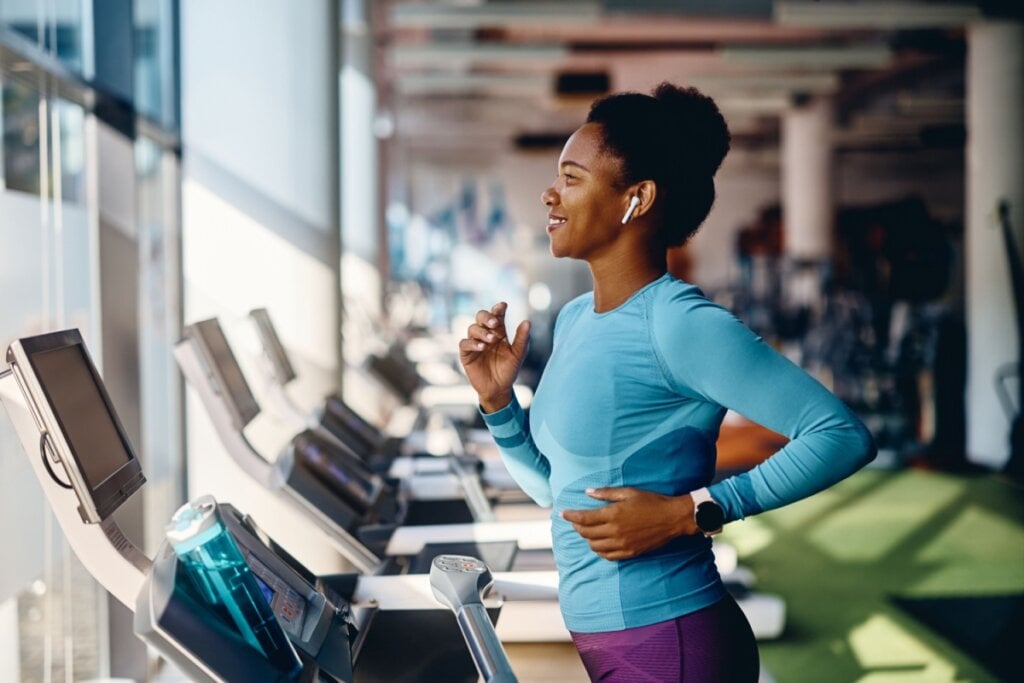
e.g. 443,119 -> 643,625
561,487 -> 697,561
459,302 -> 531,413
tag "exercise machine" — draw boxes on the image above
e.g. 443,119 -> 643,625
0,328 -> 520,682
249,307 -> 525,496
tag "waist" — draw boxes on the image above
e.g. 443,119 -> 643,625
552,515 -> 724,631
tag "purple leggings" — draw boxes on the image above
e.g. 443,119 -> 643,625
569,596 -> 759,682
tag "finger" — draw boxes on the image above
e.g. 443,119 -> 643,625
489,302 -> 510,335
475,307 -> 506,340
561,508 -> 609,525
571,522 -> 615,540
597,549 -> 633,561
459,338 -> 486,356
585,487 -> 638,502
466,323 -> 498,344
587,537 -> 624,552
510,320 -> 531,360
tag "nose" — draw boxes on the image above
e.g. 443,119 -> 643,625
541,186 -> 557,207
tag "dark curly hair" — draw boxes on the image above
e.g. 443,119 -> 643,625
586,82 -> 730,247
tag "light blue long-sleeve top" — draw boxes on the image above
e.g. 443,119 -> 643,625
482,273 -> 875,633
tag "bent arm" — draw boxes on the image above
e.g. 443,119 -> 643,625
656,298 -> 876,523
480,394 -> 553,507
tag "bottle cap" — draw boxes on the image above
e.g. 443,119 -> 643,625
166,495 -> 221,552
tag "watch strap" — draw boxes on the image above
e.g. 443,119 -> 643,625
690,487 -> 723,536
690,487 -> 714,508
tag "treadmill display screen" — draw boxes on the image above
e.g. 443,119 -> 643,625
254,574 -> 275,606
294,433 -> 376,512
243,550 -> 307,638
193,319 -> 261,429
30,345 -> 135,489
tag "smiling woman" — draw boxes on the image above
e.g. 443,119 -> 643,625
459,82 -> 876,682
542,123 -> 634,263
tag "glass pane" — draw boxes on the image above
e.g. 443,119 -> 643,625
1,54 -> 103,683
0,0 -> 43,47
0,0 -> 87,76
1,79 -> 42,196
0,89 -> 86,202
53,0 -> 85,73
56,98 -> 85,204
134,0 -> 178,130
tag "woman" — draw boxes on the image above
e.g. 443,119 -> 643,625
459,83 -> 875,682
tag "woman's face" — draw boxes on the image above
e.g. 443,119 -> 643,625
541,123 -> 631,261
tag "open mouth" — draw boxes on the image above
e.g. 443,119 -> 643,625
547,215 -> 566,232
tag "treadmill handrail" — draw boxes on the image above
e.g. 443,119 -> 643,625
385,520 -> 553,556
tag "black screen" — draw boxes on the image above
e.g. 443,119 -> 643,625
195,320 -> 261,427
292,432 -> 377,512
30,345 -> 134,489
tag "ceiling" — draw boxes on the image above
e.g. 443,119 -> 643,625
374,1 -> 1005,159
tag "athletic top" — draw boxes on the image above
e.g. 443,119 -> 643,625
482,273 -> 875,633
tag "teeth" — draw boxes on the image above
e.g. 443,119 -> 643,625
548,218 -> 565,225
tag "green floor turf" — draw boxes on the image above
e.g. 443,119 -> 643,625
721,468 -> 1024,683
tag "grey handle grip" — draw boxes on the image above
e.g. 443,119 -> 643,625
457,603 -> 517,683
430,555 -> 518,683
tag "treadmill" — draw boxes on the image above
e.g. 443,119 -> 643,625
0,329 -> 520,683
249,307 -> 523,497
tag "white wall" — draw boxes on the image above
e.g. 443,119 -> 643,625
180,0 -> 346,572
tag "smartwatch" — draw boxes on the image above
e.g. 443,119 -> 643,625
690,487 -> 724,537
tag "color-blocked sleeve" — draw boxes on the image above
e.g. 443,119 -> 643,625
652,292 -> 876,522
480,393 -> 553,507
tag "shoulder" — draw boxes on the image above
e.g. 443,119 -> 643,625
651,275 -> 727,319
650,276 -> 755,343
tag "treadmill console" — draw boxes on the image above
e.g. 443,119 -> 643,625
6,329 -> 146,523
245,551 -> 308,638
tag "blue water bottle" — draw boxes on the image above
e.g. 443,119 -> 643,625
166,495 -> 302,678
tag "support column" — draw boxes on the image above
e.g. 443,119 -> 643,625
781,97 -> 835,328
782,97 -> 835,262
965,20 -> 1024,468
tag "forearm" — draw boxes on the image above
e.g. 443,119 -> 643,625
710,410 -> 875,522
656,298 -> 877,524
480,393 -> 553,507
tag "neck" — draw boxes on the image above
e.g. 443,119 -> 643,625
589,246 -> 667,313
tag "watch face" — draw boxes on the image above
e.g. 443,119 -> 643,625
696,501 -> 724,532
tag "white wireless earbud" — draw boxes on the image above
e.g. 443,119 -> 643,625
621,196 -> 641,224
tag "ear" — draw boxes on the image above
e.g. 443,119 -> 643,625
628,180 -> 657,220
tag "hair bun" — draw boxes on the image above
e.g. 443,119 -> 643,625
653,82 -> 730,177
